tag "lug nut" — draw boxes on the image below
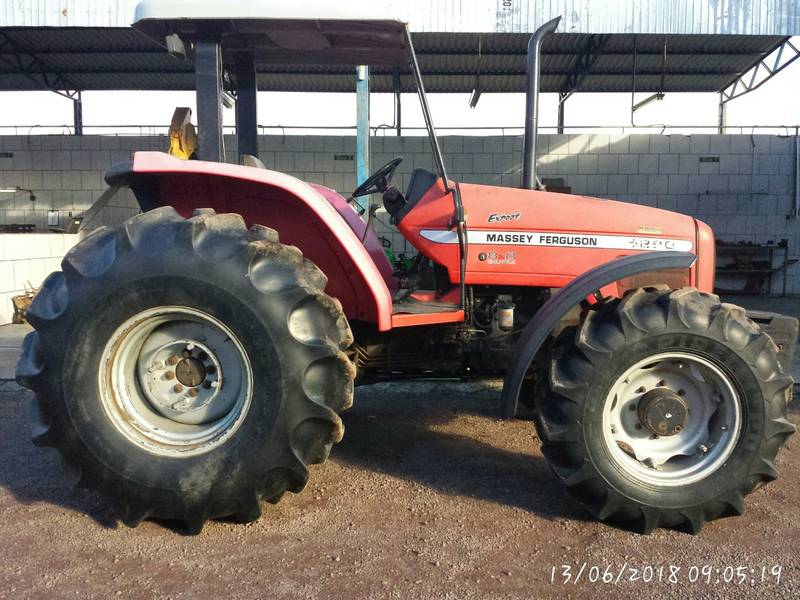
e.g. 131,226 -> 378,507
198,351 -> 208,361
636,386 -> 646,394
188,388 -> 199,398
167,355 -> 179,366
206,365 -> 216,375
202,381 -> 212,389
698,444 -> 709,454
210,381 -> 219,388
173,384 -> 184,393
677,389 -> 685,396
187,343 -> 195,351
657,380 -> 666,387
165,371 -> 176,380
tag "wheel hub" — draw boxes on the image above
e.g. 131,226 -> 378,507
175,356 -> 207,387
637,388 -> 688,437
602,351 -> 741,486
99,306 -> 253,456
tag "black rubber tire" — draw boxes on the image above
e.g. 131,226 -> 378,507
534,287 -> 795,534
16,206 -> 355,533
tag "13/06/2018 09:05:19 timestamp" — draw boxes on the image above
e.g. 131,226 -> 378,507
549,563 -> 784,586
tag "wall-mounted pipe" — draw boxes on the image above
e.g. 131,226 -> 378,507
521,16 -> 560,190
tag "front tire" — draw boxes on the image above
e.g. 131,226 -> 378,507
534,288 -> 795,534
16,207 -> 355,533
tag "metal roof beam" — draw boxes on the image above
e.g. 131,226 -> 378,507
415,49 -> 768,58
719,37 -> 800,102
0,30 -> 80,98
558,34 -> 612,102
37,67 -> 744,78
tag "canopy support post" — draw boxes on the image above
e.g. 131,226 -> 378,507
234,52 -> 258,162
195,39 -> 225,163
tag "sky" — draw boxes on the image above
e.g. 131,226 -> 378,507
1,46 -> 798,137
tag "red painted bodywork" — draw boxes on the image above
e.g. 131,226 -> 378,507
131,152 -> 395,331
129,152 -> 715,332
396,179 -> 715,294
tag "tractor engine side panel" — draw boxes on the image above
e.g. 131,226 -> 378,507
398,181 -> 709,293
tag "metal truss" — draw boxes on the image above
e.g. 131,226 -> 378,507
720,37 -> 800,103
558,34 -> 612,104
0,30 -> 80,99
0,30 -> 84,133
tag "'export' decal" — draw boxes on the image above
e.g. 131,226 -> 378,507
420,229 -> 693,252
487,212 -> 521,223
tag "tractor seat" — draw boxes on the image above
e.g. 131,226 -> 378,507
383,168 -> 438,224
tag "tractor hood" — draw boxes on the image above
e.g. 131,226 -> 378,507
396,178 -> 714,291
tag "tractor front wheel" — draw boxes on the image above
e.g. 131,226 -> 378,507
16,207 -> 355,533
534,287 -> 795,534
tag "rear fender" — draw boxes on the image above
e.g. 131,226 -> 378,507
107,151 -> 394,330
501,251 -> 697,418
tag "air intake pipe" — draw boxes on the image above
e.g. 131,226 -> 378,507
521,16 -> 561,190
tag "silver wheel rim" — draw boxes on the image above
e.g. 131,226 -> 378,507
99,306 -> 253,457
602,351 -> 741,486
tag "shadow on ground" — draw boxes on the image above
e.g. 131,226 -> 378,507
0,390 -> 118,528
0,382 -> 589,529
334,381 -> 589,522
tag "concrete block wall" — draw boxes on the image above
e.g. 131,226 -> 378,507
0,132 -> 797,294
0,233 -> 77,324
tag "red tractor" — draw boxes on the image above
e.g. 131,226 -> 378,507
17,3 -> 796,535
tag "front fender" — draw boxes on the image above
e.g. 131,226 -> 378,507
107,152 -> 394,331
501,251 -> 697,418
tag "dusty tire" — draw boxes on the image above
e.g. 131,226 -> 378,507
16,206 -> 355,533
534,287 -> 795,534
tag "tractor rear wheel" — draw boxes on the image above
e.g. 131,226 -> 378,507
16,207 -> 355,533
534,287 -> 795,534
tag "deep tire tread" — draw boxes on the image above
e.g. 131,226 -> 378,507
535,287 -> 794,535
16,207 -> 355,533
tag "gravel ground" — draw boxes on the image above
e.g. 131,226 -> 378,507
1,381 -> 798,599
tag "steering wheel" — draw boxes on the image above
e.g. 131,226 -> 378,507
351,156 -> 403,198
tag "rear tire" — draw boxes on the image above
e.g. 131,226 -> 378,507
534,287 -> 795,534
16,206 -> 355,533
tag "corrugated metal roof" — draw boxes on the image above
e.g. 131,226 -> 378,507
2,1 -> 798,35
0,26 -> 788,93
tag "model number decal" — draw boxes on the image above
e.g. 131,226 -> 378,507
487,212 -> 521,223
420,229 -> 693,252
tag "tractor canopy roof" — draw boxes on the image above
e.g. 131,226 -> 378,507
133,0 -> 409,66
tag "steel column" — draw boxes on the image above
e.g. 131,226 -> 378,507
195,40 -> 225,163
73,91 -> 83,136
557,95 -> 565,134
717,92 -> 726,134
393,68 -> 402,137
234,52 -> 258,162
356,65 -> 370,209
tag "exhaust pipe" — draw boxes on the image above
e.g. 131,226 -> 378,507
521,16 -> 561,190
